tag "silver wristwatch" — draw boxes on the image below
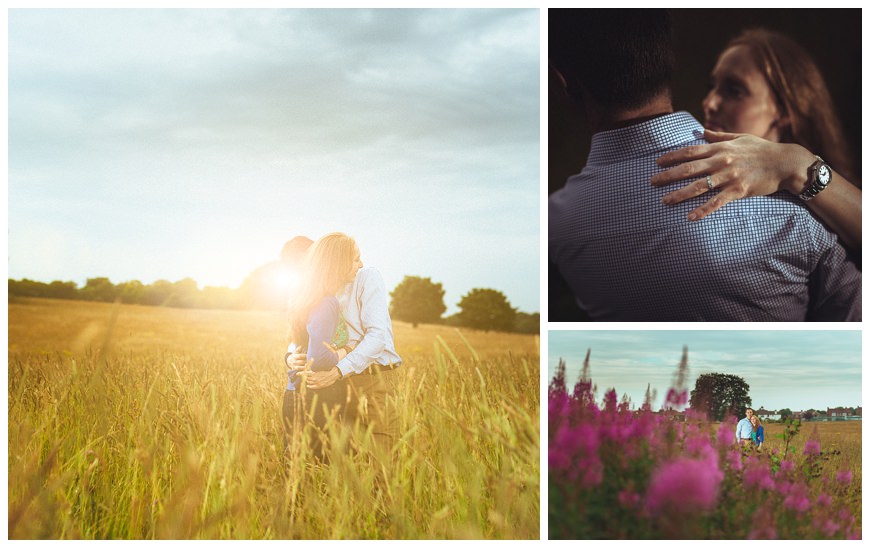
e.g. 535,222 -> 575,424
799,155 -> 832,201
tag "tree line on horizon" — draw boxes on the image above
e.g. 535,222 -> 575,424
556,361 -> 856,423
8,272 -> 539,334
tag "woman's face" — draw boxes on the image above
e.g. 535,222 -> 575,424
702,45 -> 785,141
346,245 -> 363,283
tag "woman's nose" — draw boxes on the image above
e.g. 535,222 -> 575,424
702,90 -> 719,115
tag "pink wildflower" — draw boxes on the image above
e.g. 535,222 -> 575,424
747,507 -> 777,539
603,389 -> 618,413
836,470 -> 853,485
725,449 -> 743,471
686,434 -> 713,455
820,519 -> 840,538
817,493 -> 832,507
783,483 -> 811,513
549,423 -> 599,472
779,460 -> 795,473
748,525 -> 778,540
803,439 -> 821,455
716,421 -> 733,449
646,456 -> 723,515
743,457 -> 775,490
578,456 -> 604,488
665,388 -> 688,407
618,490 -> 641,509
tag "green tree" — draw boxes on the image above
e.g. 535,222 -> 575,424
144,279 -> 173,306
80,277 -> 117,302
778,408 -> 793,422
689,373 -> 751,421
166,278 -> 200,308
455,288 -> 516,332
117,280 -> 147,304
45,280 -> 78,300
513,311 -> 540,334
389,276 -> 446,327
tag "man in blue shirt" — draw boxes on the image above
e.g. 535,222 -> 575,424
548,9 -> 860,321
735,408 -> 754,445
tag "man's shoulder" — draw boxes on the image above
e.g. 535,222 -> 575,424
355,266 -> 385,286
347,267 -> 387,300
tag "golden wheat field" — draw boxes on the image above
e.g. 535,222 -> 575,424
8,298 -> 540,539
751,421 -> 862,484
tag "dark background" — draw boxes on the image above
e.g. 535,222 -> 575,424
548,8 -> 862,321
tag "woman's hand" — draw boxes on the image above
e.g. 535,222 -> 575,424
651,129 -> 861,250
286,349 -> 310,372
650,129 -> 815,221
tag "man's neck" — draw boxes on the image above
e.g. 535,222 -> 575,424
588,94 -> 674,133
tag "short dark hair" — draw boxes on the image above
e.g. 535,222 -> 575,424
549,9 -> 675,110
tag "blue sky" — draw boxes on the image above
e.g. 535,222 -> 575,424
548,330 -> 862,412
7,9 -> 540,314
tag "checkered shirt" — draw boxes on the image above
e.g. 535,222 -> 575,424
549,112 -> 861,321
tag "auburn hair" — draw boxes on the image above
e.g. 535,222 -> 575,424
728,29 -> 856,182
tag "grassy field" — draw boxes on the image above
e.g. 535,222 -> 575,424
8,298 -> 540,539
756,420 -> 861,482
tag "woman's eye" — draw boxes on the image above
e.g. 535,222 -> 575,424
723,85 -> 744,99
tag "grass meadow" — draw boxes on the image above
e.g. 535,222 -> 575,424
8,298 -> 539,539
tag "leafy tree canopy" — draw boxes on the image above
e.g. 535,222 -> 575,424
689,372 -> 751,421
389,276 -> 446,327
455,288 -> 516,332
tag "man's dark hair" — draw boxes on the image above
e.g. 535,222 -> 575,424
549,9 -> 675,110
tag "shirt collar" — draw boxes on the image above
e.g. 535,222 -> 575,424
586,111 -> 704,167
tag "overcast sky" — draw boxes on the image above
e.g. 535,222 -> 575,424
8,9 -> 540,313
548,330 -> 862,412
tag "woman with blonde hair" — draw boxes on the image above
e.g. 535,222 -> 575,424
652,28 -> 861,252
282,232 -> 363,458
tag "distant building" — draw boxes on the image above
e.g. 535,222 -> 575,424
755,407 -> 779,421
827,407 -> 849,418
826,406 -> 862,420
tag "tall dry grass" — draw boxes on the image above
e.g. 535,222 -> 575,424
8,298 -> 539,539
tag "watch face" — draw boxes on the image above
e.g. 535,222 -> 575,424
819,164 -> 832,185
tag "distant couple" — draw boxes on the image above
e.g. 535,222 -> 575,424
735,407 -> 764,448
280,232 -> 401,460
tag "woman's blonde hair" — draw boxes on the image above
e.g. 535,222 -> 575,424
286,232 -> 357,348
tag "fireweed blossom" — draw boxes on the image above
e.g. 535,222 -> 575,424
743,456 -> 775,490
716,419 -> 734,449
646,454 -> 723,515
803,438 -> 821,456
836,470 -> 853,485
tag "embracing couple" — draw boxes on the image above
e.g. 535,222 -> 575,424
735,408 -> 764,448
549,9 -> 861,321
280,232 -> 401,460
